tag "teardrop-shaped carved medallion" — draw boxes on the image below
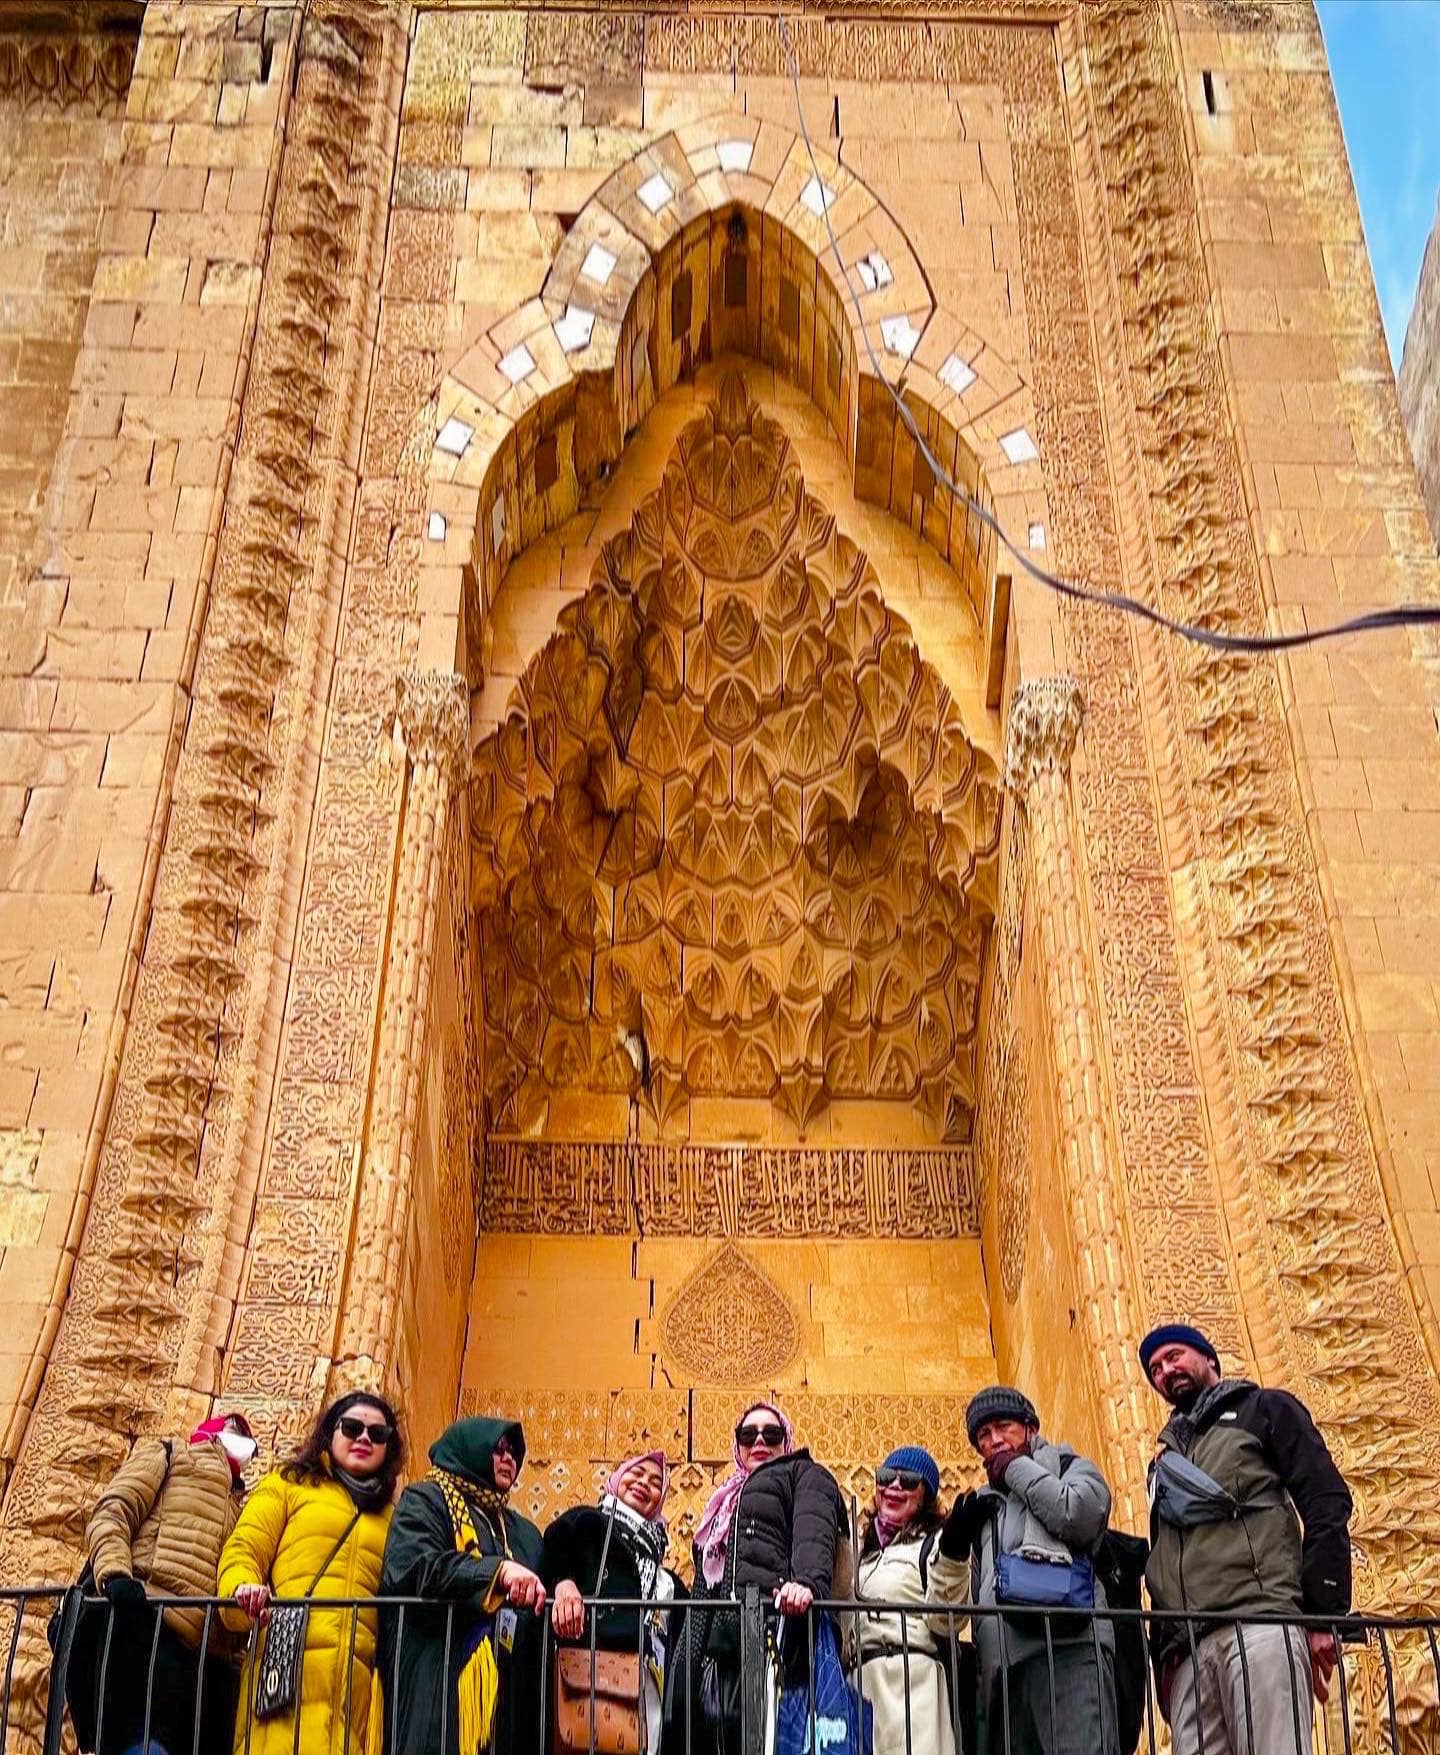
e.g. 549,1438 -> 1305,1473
660,1243 -> 800,1385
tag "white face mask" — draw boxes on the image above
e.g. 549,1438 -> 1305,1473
220,1431 -> 258,1466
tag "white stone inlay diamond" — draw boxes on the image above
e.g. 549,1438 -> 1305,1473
800,175 -> 835,217
427,511 -> 447,542
581,242 -> 617,286
1001,427 -> 1039,464
436,417 -> 473,457
637,172 -> 673,214
939,352 -> 977,396
717,139 -> 754,173
1028,522 -> 1048,551
856,252 -> 893,292
881,314 -> 919,359
555,305 -> 596,352
498,343 -> 536,385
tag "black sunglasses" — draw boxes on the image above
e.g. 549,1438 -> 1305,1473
736,1422 -> 787,1448
337,1416 -> 392,1445
875,1467 -> 926,1491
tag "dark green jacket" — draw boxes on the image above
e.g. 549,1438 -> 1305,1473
1146,1380 -> 1352,1666
378,1418 -> 543,1755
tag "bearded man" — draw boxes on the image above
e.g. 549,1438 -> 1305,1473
1140,1324 -> 1353,1755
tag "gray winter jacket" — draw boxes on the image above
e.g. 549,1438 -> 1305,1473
970,1438 -> 1115,1677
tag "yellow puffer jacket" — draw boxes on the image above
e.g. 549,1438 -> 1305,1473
219,1470 -> 393,1755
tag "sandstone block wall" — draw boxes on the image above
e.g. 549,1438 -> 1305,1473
0,2 -> 287,1475
1398,194 -> 1440,550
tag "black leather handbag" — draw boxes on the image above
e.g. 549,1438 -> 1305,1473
251,1511 -> 360,1722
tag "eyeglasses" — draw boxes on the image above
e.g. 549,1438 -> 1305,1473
735,1422 -> 787,1448
875,1467 -> 926,1491
337,1417 -> 392,1445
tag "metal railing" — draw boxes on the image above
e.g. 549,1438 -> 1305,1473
1,1583 -> 1435,1755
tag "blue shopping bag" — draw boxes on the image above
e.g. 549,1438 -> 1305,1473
774,1616 -> 873,1755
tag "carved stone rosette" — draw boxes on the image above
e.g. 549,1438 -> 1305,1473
1004,676 -> 1148,1521
333,670 -> 469,1384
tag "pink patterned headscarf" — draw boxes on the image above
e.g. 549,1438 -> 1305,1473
694,1402 -> 795,1587
605,1449 -> 671,1509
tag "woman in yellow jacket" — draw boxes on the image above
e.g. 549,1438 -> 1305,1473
220,1392 -> 404,1755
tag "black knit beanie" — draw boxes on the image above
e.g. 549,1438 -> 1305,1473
965,1386 -> 1039,1448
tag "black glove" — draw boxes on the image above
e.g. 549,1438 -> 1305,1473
102,1575 -> 148,1609
939,1491 -> 986,1560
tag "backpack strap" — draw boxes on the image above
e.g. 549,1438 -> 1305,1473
918,1528 -> 938,1593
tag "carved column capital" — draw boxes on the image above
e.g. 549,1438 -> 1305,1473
396,668 -> 469,792
1003,675 -> 1085,797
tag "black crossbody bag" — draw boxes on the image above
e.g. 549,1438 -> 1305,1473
252,1511 -> 361,1722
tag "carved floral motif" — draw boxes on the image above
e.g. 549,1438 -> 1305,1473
660,1244 -> 801,1385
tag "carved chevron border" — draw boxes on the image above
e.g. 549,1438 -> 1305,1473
1082,0 -> 1440,1613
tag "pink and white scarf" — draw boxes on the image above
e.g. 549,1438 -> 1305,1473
694,1403 -> 795,1587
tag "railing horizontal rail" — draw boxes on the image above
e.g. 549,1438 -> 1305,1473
2,1582 -> 1433,1755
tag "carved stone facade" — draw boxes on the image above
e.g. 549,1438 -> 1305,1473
3,0 -> 1440,1740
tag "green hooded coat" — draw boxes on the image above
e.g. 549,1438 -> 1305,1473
378,1418 -> 543,1755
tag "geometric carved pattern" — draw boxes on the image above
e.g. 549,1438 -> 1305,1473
659,1244 -> 801,1385
1085,0 -> 1440,1638
480,1139 -> 978,1238
472,375 -> 1002,1141
996,1040 -> 1031,1304
0,31 -> 136,114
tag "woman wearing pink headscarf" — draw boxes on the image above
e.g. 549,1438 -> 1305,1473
542,1451 -> 683,1752
680,1403 -> 847,1755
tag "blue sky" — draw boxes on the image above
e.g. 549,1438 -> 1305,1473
1317,0 -> 1440,365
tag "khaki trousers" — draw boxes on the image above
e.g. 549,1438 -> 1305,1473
1170,1624 -> 1314,1755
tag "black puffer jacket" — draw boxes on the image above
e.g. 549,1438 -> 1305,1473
719,1449 -> 847,1598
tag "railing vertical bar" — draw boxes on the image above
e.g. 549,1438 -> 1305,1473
946,1608 -> 962,1755
0,1594 -> 25,1755
1090,1610 -> 1106,1755
342,1602 -> 359,1755
1376,1623 -> 1401,1755
1331,1620 -> 1352,1755
439,1602 -> 453,1755
1138,1610 -> 1159,1755
854,1603 -> 867,1755
899,1607 -> 913,1755
93,1601 -> 117,1755
1183,1613 -> 1208,1755
806,1602 -> 817,1755
682,1593 -> 691,1755
292,1608 -> 309,1755
997,1604 -> 1012,1755
537,1605 -> 551,1755
1283,1623 -> 1307,1755
1235,1619 -> 1255,1755
388,1605 -> 405,1755
140,1600 -> 163,1755
243,1617 -> 260,1755
1043,1612 -> 1058,1754
192,1601 -> 214,1755
588,1584 -> 600,1755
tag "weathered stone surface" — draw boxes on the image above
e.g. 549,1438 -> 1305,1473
1399,193 -> 1440,550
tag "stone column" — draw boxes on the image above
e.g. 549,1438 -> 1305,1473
1004,676 -> 1149,1522
334,669 -> 469,1384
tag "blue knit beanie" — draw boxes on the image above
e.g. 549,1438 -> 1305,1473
880,1446 -> 940,1498
1139,1324 -> 1220,1380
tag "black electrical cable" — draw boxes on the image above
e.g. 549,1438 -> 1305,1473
775,13 -> 1440,656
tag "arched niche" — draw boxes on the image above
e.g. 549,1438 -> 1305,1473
420,115 -> 1041,698
468,368 -> 1004,1151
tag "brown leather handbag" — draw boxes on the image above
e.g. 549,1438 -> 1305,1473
552,1647 -> 644,1755
551,1512 -> 645,1755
